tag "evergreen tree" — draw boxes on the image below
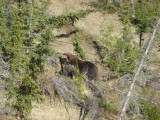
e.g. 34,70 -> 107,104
0,1 -> 8,54
134,0 -> 160,47
3,2 -> 54,118
3,6 -> 28,119
13,27 -> 54,119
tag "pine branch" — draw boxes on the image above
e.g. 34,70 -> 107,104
118,18 -> 160,120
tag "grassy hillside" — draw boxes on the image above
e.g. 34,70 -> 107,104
0,0 -> 160,120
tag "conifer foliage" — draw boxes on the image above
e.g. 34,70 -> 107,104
14,27 -> 54,119
0,0 -> 55,119
0,0 -> 93,118
0,1 -> 7,54
1,0 -> 159,119
134,0 -> 160,47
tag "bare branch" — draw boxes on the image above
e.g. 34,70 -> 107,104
98,83 -> 160,107
118,18 -> 160,120
42,75 -> 101,119
119,0 -> 123,8
130,0 -> 135,13
115,74 -> 133,84
64,103 -> 71,120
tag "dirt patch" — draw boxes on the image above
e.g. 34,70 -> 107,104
30,97 -> 113,120
52,37 -> 75,54
30,97 -> 88,120
75,12 -> 123,37
52,26 -> 76,54
47,0 -> 97,16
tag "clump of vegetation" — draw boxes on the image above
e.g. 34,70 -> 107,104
117,1 -> 160,119
73,34 -> 88,61
133,0 -> 160,47
102,24 -> 140,77
98,0 -> 119,14
98,99 -> 117,114
0,0 -> 98,118
1,0 -> 160,119
72,70 -> 85,92
0,3 -> 7,54
46,9 -> 95,28
139,100 -> 160,120
119,0 -> 160,47
0,1 -> 55,119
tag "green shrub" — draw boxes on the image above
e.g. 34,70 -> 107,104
134,0 -> 160,47
98,99 -> 117,114
103,24 -> 140,77
71,70 -> 90,101
72,69 -> 84,92
2,1 -> 55,118
139,100 -> 160,120
73,34 -> 88,61
46,9 -> 95,28
98,0 -> 119,13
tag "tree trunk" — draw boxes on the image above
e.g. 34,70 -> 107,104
119,0 -> 123,7
118,18 -> 160,120
139,31 -> 143,48
131,0 -> 135,13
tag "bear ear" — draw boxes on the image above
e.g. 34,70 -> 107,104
60,54 -> 69,62
60,54 -> 66,58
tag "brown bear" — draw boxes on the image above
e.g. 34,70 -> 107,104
63,53 -> 80,65
63,54 -> 98,81
59,56 -> 77,78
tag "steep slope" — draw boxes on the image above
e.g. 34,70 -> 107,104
30,0 -> 160,120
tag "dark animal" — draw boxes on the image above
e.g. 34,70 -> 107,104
63,54 -> 98,81
59,56 -> 77,78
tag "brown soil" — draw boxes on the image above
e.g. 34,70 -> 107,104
47,0 -> 97,16
75,12 -> 123,37
30,98 -> 84,120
